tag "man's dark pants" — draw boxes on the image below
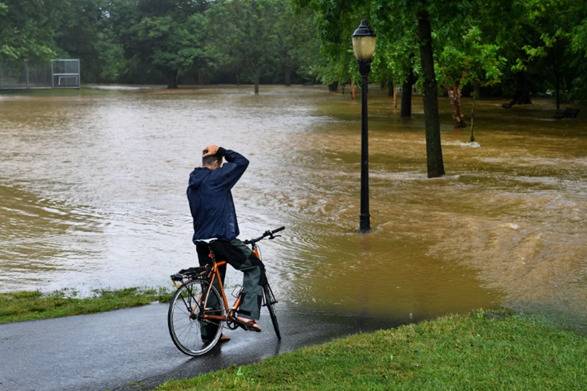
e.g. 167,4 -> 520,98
195,239 -> 265,341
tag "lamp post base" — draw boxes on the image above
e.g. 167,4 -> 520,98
359,214 -> 371,233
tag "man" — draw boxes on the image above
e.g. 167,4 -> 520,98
187,144 -> 263,341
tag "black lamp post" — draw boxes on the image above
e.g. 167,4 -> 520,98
352,20 -> 376,233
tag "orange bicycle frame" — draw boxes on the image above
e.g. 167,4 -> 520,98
200,259 -> 243,322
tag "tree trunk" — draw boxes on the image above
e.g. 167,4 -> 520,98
553,45 -> 561,111
469,82 -> 479,142
448,84 -> 467,128
401,69 -> 415,118
351,80 -> 357,100
416,8 -> 445,178
515,71 -> 532,104
517,72 -> 532,105
504,71 -> 532,107
254,70 -> 260,95
393,86 -> 399,111
328,82 -> 338,92
387,80 -> 394,97
284,65 -> 292,86
167,69 -> 179,89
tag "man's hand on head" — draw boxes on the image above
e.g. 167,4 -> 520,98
203,144 -> 220,157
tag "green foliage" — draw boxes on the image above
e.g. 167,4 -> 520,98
205,0 -> 319,87
296,0 -> 368,86
1,0 -> 586,97
436,25 -> 506,89
0,0 -> 58,62
158,310 -> 587,390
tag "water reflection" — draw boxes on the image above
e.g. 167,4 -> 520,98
0,86 -> 585,330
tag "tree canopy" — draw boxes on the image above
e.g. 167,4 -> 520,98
0,0 -> 585,102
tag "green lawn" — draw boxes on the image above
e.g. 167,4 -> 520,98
0,287 -> 172,324
158,310 -> 587,390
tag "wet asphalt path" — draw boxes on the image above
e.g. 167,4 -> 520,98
0,303 -> 401,390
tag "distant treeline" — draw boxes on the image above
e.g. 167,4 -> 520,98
1,0 -> 586,106
0,0 -> 320,89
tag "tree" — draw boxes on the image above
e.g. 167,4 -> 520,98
436,25 -> 505,127
300,0 -> 447,177
416,5 -> 445,177
296,0 -> 366,94
0,0 -> 59,63
273,2 -> 320,86
371,3 -> 418,116
118,0 -> 209,88
206,0 -> 277,94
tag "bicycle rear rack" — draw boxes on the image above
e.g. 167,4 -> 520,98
170,266 -> 208,284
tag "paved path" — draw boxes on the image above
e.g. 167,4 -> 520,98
0,303 -> 399,390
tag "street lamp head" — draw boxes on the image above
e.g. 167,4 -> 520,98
352,20 -> 376,62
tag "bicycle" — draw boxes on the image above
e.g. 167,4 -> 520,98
167,226 -> 284,356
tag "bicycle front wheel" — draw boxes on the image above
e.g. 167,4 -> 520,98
168,279 -> 225,356
263,284 -> 281,340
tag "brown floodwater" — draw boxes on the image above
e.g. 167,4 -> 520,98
1,86 -> 585,330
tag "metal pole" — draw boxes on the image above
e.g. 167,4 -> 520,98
359,61 -> 371,233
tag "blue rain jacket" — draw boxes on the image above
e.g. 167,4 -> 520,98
187,149 -> 249,242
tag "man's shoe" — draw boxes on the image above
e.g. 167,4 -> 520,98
236,316 -> 262,332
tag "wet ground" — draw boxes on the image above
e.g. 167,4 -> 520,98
1,85 -> 586,331
0,303 -> 400,390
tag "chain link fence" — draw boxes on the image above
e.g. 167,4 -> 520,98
0,59 -> 80,89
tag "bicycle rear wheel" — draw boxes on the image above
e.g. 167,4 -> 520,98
263,284 -> 281,340
168,279 -> 225,356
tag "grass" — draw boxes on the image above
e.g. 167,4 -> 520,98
158,310 -> 587,391
0,287 -> 172,324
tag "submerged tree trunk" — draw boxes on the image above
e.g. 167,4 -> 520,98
469,83 -> 479,142
167,69 -> 179,89
417,8 -> 445,178
350,80 -> 357,100
284,65 -> 292,86
555,71 -> 560,111
447,84 -> 467,128
387,80 -> 394,97
514,71 -> 532,104
503,71 -> 532,108
401,69 -> 415,118
553,44 -> 561,111
254,70 -> 260,95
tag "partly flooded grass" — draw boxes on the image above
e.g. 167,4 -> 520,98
0,288 -> 172,324
0,86 -> 585,331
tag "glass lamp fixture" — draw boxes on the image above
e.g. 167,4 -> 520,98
352,20 -> 376,62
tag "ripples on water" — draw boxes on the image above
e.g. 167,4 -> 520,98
0,86 -> 585,330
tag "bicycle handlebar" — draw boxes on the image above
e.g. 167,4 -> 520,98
243,226 -> 285,245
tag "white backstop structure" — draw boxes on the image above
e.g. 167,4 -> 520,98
0,59 -> 80,89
